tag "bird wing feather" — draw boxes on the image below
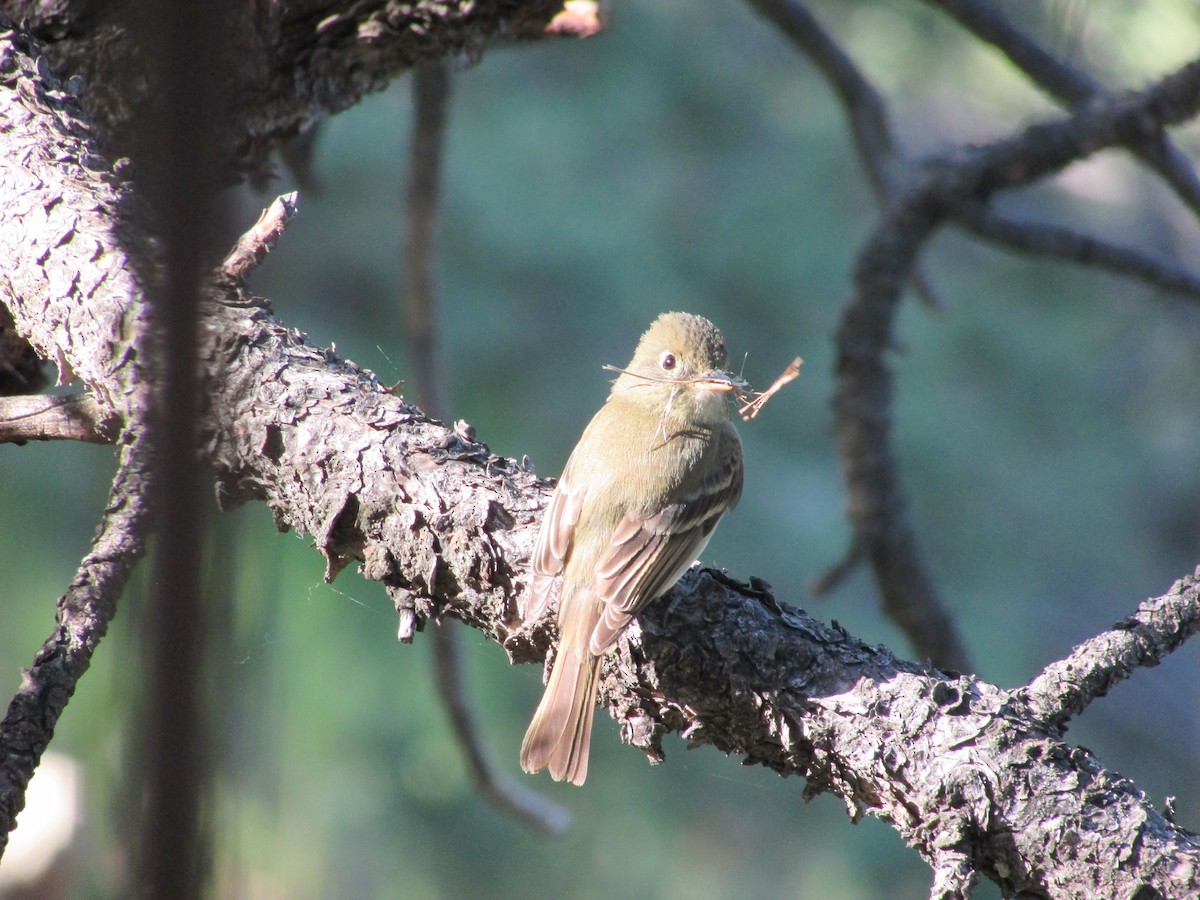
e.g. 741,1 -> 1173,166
524,454 -> 587,624
589,440 -> 742,654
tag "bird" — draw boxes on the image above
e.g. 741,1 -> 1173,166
520,312 -> 744,785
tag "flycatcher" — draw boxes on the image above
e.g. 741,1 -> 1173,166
520,312 -> 744,785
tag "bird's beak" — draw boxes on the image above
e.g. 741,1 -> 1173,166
691,372 -> 736,393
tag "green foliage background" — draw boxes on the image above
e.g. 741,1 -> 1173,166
3,2 -> 1200,897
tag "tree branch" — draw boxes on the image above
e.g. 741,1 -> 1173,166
745,0 -> 945,314
1021,570 -> 1200,729
749,2 -> 1200,673
0,15 -> 155,421
400,60 -> 568,833
746,0 -> 895,193
833,57 -> 1200,672
0,434 -> 153,854
4,0 -> 574,179
0,14 -> 155,859
925,0 -> 1200,217
221,192 -> 300,283
429,626 -> 569,835
7,160 -> 1195,892
0,393 -> 114,443
745,0 -> 970,667
952,202 -> 1200,302
404,62 -> 452,422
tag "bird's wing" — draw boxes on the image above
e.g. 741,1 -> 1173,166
523,453 -> 587,624
589,442 -> 743,655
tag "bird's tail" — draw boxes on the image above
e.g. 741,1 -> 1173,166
520,642 -> 600,786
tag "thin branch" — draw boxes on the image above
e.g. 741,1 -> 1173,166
0,436 -> 153,854
402,60 -> 567,833
403,62 -> 451,421
1021,569 -> 1200,729
746,0 -> 945,309
746,0 -> 895,189
924,0 -> 1200,218
807,536 -> 863,596
833,57 -> 1200,671
744,0 -> 963,649
429,627 -> 569,834
0,393 -> 115,443
953,202 -> 1200,302
221,192 -> 300,284
930,58 -> 1200,200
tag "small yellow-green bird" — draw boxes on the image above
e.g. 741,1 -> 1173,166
520,312 -> 744,785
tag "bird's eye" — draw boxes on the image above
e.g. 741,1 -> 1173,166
659,351 -> 677,371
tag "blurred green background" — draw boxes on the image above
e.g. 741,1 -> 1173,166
3,2 -> 1200,897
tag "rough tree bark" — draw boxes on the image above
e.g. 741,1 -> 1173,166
1,4 -> 1199,898
5,0 -> 568,178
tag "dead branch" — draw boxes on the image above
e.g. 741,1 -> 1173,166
0,393 -> 113,443
221,192 -> 300,283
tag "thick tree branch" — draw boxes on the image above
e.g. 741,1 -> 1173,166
6,138 -> 1198,896
192,257 -> 1200,893
2,0 -> 573,179
0,17 -> 154,420
0,15 -> 156,859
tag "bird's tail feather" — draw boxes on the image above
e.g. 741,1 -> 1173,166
519,645 -> 600,786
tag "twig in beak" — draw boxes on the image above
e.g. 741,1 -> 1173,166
737,357 -> 802,421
